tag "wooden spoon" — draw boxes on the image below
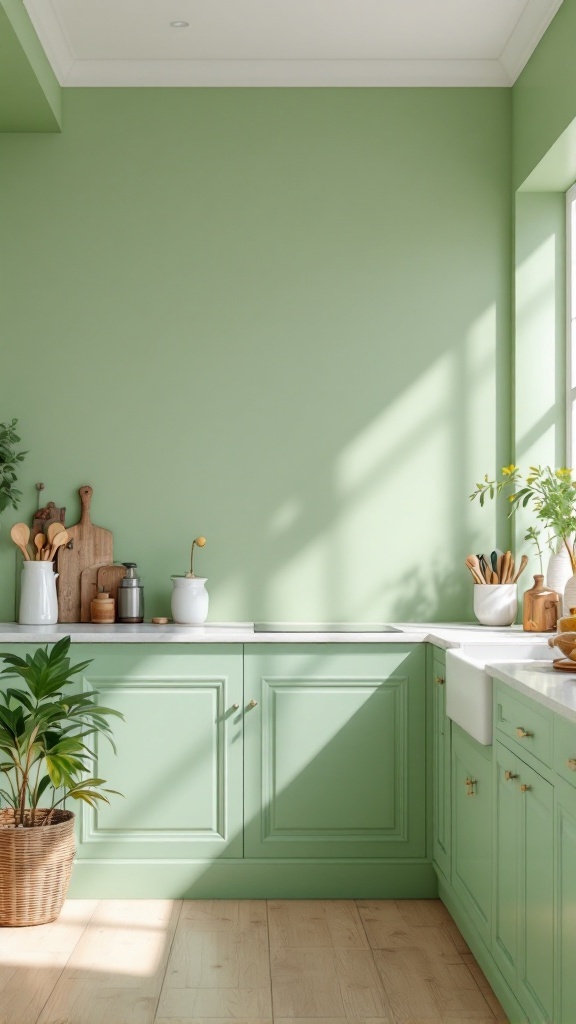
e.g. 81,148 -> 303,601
47,530 -> 68,562
46,521 -> 65,545
500,550 -> 511,585
10,523 -> 31,561
34,533 -> 46,560
512,554 -> 529,583
466,555 -> 486,584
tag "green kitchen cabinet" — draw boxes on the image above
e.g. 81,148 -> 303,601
243,644 -> 426,859
69,645 -> 245,861
555,777 -> 576,1024
493,741 -> 554,1023
431,650 -> 450,881
451,724 -> 492,948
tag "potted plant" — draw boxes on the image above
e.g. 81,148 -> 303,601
171,535 -> 209,624
470,464 -> 576,608
0,418 -> 26,518
0,635 -> 122,926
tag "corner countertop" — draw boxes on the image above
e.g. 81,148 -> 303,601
0,621 -> 555,647
487,661 -> 576,722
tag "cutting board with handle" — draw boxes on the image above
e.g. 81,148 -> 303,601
97,564 -> 126,619
57,486 -> 113,622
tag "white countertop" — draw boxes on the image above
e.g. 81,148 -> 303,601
487,661 -> 576,722
0,621 -> 553,647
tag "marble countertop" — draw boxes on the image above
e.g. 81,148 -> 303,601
487,661 -> 576,722
0,621 -> 554,647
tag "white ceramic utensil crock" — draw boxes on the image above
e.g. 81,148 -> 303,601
473,583 -> 517,627
19,561 -> 59,625
171,576 -> 209,624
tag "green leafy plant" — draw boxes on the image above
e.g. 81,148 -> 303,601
470,465 -> 576,571
0,419 -> 27,516
0,636 -> 123,827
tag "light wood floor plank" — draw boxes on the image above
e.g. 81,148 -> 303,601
157,900 -> 272,1021
268,902 -> 368,950
356,904 -> 462,964
392,901 -> 453,928
0,900 -> 98,1024
461,956 -> 508,1022
373,946 -> 493,1022
36,900 -> 181,1024
270,947 -> 389,1021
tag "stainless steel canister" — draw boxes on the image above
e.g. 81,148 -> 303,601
117,562 -> 144,623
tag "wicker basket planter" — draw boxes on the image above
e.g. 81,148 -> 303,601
0,808 -> 76,927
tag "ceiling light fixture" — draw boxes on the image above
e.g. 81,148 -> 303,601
170,20 -> 189,27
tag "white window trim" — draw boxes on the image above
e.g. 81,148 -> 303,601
567,183 -> 576,467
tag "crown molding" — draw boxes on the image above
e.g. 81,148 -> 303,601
500,0 -> 563,83
58,58 -> 509,88
23,0 -> 561,89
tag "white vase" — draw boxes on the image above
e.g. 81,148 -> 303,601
564,573 -> 576,616
546,543 -> 573,597
171,576 -> 209,624
473,584 -> 517,627
19,561 -> 59,625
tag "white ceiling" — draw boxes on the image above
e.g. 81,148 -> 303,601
24,0 -> 564,87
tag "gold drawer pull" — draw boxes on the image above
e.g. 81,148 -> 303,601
247,699 -> 258,709
435,676 -> 445,685
516,727 -> 532,739
521,784 -> 531,793
567,759 -> 576,771
231,703 -> 240,711
465,777 -> 477,796
504,770 -> 518,781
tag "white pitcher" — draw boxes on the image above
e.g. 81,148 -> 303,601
170,576 -> 209,624
19,562 -> 59,624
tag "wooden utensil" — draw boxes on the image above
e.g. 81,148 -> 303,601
57,486 -> 113,622
10,523 -> 31,561
512,554 -> 529,583
34,533 -> 46,560
48,530 -> 68,562
31,501 -> 66,541
46,521 -> 65,545
500,551 -> 511,585
466,555 -> 485,584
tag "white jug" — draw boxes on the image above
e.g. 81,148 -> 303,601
19,562 -> 59,625
170,576 -> 209,624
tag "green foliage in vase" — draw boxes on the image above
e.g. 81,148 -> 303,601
0,636 -> 123,827
470,465 -> 576,570
0,418 -> 27,516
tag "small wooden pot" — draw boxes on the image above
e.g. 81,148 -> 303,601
91,591 -> 115,624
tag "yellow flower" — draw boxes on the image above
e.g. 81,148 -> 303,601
556,468 -> 572,477
501,465 -> 516,476
195,536 -> 207,547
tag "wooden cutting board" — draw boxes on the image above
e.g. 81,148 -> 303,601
57,486 -> 113,623
80,561 -> 109,623
32,501 -> 66,541
97,564 -> 126,618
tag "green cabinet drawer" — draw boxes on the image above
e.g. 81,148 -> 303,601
494,683 -> 553,767
554,715 -> 576,788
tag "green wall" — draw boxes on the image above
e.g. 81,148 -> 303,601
0,0 -> 61,132
0,88 -> 511,623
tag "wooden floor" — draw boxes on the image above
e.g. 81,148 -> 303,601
0,899 -> 508,1024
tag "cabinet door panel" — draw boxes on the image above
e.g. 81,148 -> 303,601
493,743 -> 522,988
556,778 -> 576,1024
432,654 -> 450,879
244,645 -> 425,859
519,760 -> 553,1024
451,725 -> 492,948
73,645 -> 244,860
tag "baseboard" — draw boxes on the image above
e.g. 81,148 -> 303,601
68,859 -> 438,899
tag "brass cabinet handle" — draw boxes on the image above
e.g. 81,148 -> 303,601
247,699 -> 258,708
465,777 -> 477,796
568,759 -> 576,771
231,703 -> 240,711
504,770 -> 518,781
435,676 -> 445,686
516,727 -> 532,739
521,784 -> 531,792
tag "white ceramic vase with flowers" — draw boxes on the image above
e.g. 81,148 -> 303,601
171,536 -> 209,624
